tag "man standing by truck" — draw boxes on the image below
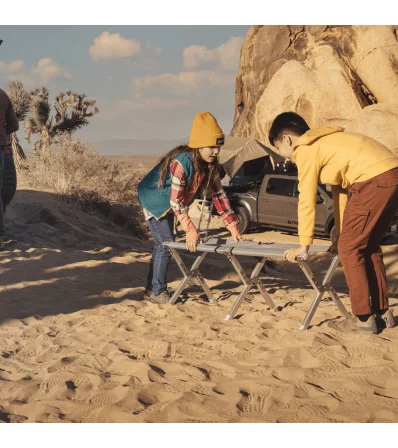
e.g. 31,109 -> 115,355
268,112 -> 398,333
0,88 -> 19,250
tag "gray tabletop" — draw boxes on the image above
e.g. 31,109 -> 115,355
164,238 -> 330,258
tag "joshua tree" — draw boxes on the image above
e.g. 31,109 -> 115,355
25,88 -> 99,152
7,80 -> 31,170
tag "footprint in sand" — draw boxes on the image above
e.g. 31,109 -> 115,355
342,345 -> 386,369
283,347 -> 321,369
0,359 -> 32,380
132,401 -> 168,417
309,378 -> 375,402
98,372 -> 131,391
148,362 -> 203,382
122,376 -> 143,387
74,354 -> 111,371
271,366 -> 305,384
189,382 -> 216,397
33,371 -> 72,399
237,387 -> 272,413
47,356 -> 80,373
194,361 -> 237,383
137,383 -> 178,407
66,374 -> 102,400
89,387 -> 128,407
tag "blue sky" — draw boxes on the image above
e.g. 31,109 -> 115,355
0,26 -> 249,147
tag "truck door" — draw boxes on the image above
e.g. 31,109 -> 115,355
292,184 -> 329,234
258,176 -> 298,228
315,185 -> 329,233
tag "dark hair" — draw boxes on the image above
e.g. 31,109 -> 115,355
268,112 -> 310,146
157,145 -> 220,195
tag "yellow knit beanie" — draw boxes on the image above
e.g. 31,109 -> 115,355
188,111 -> 225,149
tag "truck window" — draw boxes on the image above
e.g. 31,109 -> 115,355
320,184 -> 333,199
265,178 -> 297,197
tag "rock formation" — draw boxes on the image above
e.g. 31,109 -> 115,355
232,26 -> 398,154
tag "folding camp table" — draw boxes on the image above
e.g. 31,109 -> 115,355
163,239 -> 352,330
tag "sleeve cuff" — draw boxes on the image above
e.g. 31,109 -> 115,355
300,237 -> 313,246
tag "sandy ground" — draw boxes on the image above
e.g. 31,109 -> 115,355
1,190 -> 398,423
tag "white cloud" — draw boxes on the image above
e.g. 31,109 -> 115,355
183,36 -> 244,71
117,97 -> 190,111
132,70 -> 236,97
144,41 -> 162,55
133,58 -> 157,71
89,32 -> 141,61
31,58 -> 72,83
0,60 -> 25,73
6,58 -> 71,89
7,73 -> 36,90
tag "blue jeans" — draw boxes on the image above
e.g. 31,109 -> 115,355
146,214 -> 175,295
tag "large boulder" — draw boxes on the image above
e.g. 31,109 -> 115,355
232,26 -> 398,155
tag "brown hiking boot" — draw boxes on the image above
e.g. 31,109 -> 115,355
148,290 -> 172,305
374,309 -> 396,329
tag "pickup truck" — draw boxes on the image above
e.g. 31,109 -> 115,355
226,172 -> 398,241
227,173 -> 335,242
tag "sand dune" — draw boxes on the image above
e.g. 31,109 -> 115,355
1,188 -> 398,423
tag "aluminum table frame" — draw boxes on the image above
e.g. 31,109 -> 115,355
163,238 -> 351,330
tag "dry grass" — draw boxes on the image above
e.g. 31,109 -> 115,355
19,135 -> 149,240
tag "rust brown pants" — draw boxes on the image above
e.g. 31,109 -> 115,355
338,168 -> 398,315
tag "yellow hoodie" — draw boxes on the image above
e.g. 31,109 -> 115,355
292,127 -> 398,246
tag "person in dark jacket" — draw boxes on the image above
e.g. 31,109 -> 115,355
0,88 -> 19,249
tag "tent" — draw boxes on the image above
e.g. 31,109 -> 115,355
219,136 -> 284,178
218,136 -> 284,187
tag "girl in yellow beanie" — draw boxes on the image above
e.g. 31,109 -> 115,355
138,111 -> 242,304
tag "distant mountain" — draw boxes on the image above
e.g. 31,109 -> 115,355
94,138 -> 189,155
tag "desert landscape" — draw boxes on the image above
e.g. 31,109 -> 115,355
1,165 -> 398,423
1,24 -> 398,424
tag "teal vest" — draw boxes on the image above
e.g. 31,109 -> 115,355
138,152 -> 196,219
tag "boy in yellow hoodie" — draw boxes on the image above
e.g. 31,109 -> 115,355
269,112 -> 398,333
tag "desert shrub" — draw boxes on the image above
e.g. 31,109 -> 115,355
20,135 -> 149,240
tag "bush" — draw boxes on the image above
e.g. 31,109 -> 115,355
20,135 -> 149,240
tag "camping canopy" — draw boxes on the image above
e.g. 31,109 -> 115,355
218,136 -> 284,178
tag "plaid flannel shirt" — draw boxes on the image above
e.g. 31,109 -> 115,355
170,159 -> 237,226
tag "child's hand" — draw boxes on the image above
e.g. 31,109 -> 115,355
186,239 -> 198,252
186,237 -> 202,252
185,227 -> 200,252
226,222 -> 242,243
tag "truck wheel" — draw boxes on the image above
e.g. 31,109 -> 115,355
235,206 -> 250,234
330,225 -> 337,243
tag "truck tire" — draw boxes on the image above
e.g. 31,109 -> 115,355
235,206 -> 250,234
330,225 -> 337,243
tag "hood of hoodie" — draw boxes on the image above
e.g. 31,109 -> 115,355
293,127 -> 345,149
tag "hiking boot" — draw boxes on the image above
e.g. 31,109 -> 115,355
148,290 -> 172,305
144,288 -> 173,300
328,315 -> 378,334
374,309 -> 396,329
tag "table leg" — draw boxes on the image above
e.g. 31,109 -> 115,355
298,254 -> 351,330
225,255 -> 276,320
168,249 -> 215,305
